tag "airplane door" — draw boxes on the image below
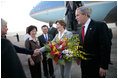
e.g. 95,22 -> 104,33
64,1 -> 84,7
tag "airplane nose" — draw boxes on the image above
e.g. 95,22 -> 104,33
30,1 -> 65,23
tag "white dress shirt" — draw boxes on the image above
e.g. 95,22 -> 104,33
84,18 -> 91,36
50,27 -> 53,30
58,30 -> 67,40
43,33 -> 48,40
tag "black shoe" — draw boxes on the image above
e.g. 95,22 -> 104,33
50,74 -> 55,78
44,75 -> 50,78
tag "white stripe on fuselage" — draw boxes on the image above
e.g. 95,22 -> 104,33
31,6 -> 65,15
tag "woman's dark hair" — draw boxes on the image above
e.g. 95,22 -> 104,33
27,25 -> 37,34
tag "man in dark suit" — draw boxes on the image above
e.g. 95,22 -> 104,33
48,21 -> 58,38
1,18 -> 39,55
38,25 -> 55,78
65,1 -> 78,31
1,18 -> 40,78
75,7 -> 110,78
1,38 -> 26,78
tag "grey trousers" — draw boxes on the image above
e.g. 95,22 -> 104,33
60,61 -> 72,78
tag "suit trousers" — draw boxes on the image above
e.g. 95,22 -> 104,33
60,61 -> 72,78
42,53 -> 54,77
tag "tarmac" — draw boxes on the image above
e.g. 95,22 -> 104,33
9,25 -> 117,78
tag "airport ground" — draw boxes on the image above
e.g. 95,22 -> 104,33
7,24 -> 117,78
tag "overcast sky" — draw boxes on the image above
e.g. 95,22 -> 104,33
1,0 -> 47,33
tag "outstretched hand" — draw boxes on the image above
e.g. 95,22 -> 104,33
33,49 -> 41,56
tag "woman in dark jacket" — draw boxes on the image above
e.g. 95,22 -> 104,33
25,25 -> 43,78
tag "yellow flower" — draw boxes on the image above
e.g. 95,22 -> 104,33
53,46 -> 57,51
67,42 -> 70,46
63,38 -> 67,41
68,49 -> 72,51
79,46 -> 83,49
55,51 -> 60,55
65,56 -> 68,60
52,42 -> 56,45
76,46 -> 78,49
74,53 -> 76,56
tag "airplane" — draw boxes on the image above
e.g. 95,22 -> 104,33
30,1 -> 117,24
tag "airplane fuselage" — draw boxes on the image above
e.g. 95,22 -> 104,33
30,1 -> 117,23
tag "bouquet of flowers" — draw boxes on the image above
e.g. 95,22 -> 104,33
45,35 -> 87,65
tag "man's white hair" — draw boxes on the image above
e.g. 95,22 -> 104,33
1,18 -> 7,27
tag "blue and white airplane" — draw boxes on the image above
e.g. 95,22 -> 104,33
30,1 -> 117,24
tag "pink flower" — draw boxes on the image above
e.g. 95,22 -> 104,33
55,44 -> 60,49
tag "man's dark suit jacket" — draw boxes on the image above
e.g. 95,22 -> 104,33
48,27 -> 58,38
1,38 -> 26,78
1,35 -> 34,55
79,20 -> 110,77
14,45 -> 34,55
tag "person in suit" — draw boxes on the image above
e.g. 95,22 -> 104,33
38,25 -> 55,78
75,7 -> 110,78
65,1 -> 78,31
1,18 -> 39,56
25,25 -> 42,78
39,20 -> 73,78
1,18 -> 40,78
1,38 -> 26,78
48,21 -> 58,38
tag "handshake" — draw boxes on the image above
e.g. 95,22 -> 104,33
33,49 -> 41,56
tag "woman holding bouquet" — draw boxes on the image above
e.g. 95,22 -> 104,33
39,19 -> 73,78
